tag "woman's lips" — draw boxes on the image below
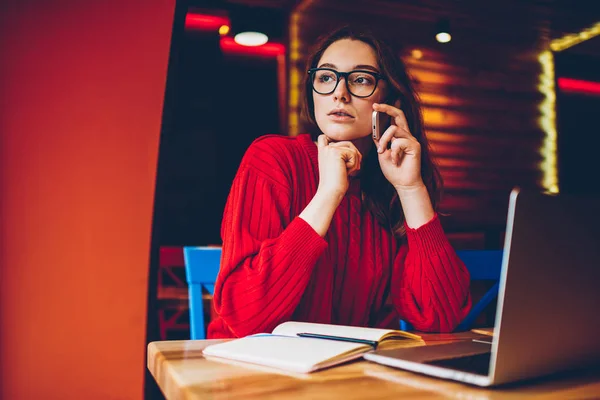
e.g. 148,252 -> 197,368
328,112 -> 355,122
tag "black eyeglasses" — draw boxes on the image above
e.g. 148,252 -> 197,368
307,68 -> 385,98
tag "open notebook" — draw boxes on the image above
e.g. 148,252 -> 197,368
202,321 -> 423,373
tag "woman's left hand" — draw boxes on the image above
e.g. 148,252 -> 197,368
373,103 -> 424,191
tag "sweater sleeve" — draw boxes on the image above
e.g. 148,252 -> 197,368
211,144 -> 328,338
390,214 -> 472,332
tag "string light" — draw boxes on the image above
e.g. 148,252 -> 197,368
550,22 -> 600,52
537,51 -> 559,193
537,20 -> 600,193
288,0 -> 315,136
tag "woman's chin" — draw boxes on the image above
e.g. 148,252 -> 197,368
323,128 -> 370,142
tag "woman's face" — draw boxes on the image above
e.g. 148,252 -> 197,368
312,39 -> 386,142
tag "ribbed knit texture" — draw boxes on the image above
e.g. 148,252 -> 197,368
208,134 -> 472,338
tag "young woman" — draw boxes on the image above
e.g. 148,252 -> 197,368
207,26 -> 472,339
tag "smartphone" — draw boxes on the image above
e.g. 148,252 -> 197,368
372,110 -> 391,141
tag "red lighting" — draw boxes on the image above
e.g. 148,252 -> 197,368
558,77 -> 600,96
220,37 -> 285,57
185,13 -> 229,31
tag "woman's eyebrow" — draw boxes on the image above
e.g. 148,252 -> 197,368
317,62 -> 338,69
317,62 -> 380,73
354,64 -> 379,72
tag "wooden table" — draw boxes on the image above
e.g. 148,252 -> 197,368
148,332 -> 600,399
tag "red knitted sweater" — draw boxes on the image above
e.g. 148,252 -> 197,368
208,134 -> 472,338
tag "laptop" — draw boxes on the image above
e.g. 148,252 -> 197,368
364,187 -> 600,386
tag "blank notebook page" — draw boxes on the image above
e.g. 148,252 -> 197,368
202,335 -> 370,373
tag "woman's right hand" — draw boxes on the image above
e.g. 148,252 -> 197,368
299,135 -> 363,237
316,134 -> 362,199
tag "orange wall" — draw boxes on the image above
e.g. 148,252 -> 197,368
0,1 -> 175,398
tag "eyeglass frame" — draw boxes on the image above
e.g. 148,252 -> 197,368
307,67 -> 386,98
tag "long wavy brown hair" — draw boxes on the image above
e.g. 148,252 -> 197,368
302,25 -> 443,239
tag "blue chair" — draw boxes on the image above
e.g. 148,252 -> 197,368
400,250 -> 503,332
185,247 -> 502,337
183,246 -> 222,339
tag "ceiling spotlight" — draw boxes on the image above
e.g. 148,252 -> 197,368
234,31 -> 268,46
411,49 -> 423,59
435,18 -> 452,43
229,6 -> 281,47
436,32 -> 451,43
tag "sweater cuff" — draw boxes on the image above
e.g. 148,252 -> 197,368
277,217 -> 328,267
404,213 -> 449,254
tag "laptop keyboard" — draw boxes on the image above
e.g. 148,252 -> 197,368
426,352 -> 491,375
